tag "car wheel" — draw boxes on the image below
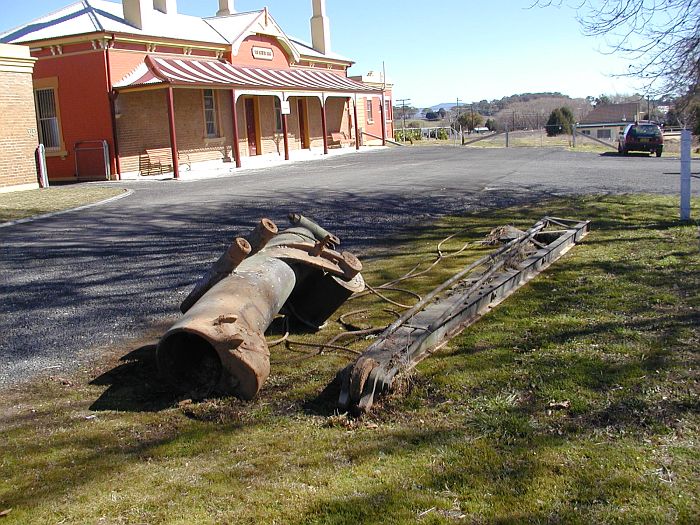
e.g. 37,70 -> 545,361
656,148 -> 662,158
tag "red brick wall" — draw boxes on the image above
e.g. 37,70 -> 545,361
235,35 -> 292,69
0,68 -> 39,189
33,51 -> 113,180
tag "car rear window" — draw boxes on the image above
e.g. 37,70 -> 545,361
630,125 -> 661,137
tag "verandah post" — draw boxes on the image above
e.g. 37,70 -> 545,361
166,86 -> 179,179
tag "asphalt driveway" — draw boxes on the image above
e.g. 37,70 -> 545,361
0,146 -> 692,386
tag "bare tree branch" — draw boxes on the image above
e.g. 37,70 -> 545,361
533,0 -> 700,98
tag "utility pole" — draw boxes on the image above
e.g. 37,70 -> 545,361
396,98 -> 411,138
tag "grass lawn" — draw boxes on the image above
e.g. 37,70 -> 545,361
0,186 -> 126,223
405,130 -> 700,158
0,195 -> 698,524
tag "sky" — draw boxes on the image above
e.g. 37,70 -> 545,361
0,0 -> 644,108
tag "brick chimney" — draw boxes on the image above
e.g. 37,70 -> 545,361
123,0 -> 152,29
217,0 -> 235,16
310,0 -> 330,54
153,0 -> 177,14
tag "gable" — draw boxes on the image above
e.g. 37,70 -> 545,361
206,10 -> 300,64
236,35 -> 293,68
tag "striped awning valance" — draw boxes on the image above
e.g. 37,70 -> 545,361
115,56 -> 380,94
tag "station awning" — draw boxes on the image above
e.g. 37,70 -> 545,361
115,55 -> 381,94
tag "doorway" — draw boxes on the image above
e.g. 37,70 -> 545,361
245,98 -> 259,155
297,99 -> 309,149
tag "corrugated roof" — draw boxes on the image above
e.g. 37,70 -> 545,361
203,11 -> 267,44
0,0 -> 352,64
114,55 -> 380,93
579,102 -> 640,125
288,37 -> 352,63
0,0 -> 227,45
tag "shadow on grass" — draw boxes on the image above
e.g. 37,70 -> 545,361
89,344 -> 182,412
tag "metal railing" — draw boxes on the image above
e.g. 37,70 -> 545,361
74,140 -> 111,181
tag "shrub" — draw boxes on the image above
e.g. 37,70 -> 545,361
546,107 -> 575,136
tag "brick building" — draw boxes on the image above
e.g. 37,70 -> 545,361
0,43 -> 39,192
0,0 -> 393,182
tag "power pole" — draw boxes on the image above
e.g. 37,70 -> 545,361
396,98 -> 411,137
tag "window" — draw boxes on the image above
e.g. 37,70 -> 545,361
203,89 -> 219,138
385,99 -> 392,121
581,130 -> 590,135
274,97 -> 283,133
34,87 -> 62,150
366,98 -> 373,122
597,129 -> 611,139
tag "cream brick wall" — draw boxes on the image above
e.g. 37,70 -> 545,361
0,47 -> 39,190
117,89 -> 234,173
116,89 -> 355,173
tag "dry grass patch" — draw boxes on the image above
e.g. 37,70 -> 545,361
0,186 -> 126,222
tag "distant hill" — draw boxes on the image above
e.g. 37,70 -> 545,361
426,93 -> 588,117
430,102 -> 460,111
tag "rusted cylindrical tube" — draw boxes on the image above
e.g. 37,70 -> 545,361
288,213 -> 340,246
180,237 -> 251,313
246,218 -> 278,255
159,255 -> 296,399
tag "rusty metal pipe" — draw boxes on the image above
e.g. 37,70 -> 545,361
158,255 -> 296,399
159,216 -> 364,400
180,237 -> 251,313
288,213 -> 340,246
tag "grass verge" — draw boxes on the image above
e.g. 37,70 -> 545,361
0,194 -> 698,524
0,186 -> 126,223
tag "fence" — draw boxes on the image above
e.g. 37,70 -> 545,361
394,126 -> 463,143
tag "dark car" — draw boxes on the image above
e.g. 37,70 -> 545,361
618,122 -> 664,157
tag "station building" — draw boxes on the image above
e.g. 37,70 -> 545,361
0,0 -> 394,182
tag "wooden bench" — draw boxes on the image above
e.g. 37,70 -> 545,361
328,132 -> 354,149
139,147 -> 191,176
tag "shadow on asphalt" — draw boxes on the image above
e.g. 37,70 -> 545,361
598,151 -> 654,158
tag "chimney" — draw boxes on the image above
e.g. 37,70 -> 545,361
123,0 -> 152,29
217,0 -> 235,16
153,0 -> 177,14
310,0 -> 330,54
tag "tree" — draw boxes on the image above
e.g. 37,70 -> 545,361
560,106 -> 574,125
438,108 -> 447,119
457,112 -> 484,132
664,108 -> 681,127
485,118 -> 496,131
595,94 -> 612,106
425,111 -> 439,121
545,107 -> 575,136
535,1 -> 700,98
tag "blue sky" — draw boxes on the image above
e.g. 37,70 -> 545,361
0,0 -> 642,107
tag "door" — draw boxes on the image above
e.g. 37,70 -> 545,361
245,98 -> 258,156
298,99 -> 309,149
